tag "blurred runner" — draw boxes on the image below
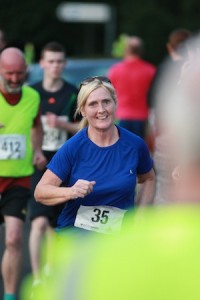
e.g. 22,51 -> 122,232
108,35 -> 156,139
0,47 -> 46,300
148,28 -> 192,204
28,41 -> 80,285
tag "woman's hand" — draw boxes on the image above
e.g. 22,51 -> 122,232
71,179 -> 96,199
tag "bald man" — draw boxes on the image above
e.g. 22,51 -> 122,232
0,47 -> 46,300
108,35 -> 156,139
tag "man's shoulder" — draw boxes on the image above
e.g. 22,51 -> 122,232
23,85 -> 40,97
139,58 -> 156,69
30,81 -> 43,92
30,80 -> 78,93
108,61 -> 125,78
62,80 -> 78,93
109,60 -> 124,71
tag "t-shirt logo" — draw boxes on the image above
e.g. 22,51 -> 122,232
48,97 -> 56,104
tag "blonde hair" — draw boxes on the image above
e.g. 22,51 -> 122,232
75,79 -> 117,129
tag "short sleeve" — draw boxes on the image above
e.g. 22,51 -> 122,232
47,143 -> 72,182
137,139 -> 153,174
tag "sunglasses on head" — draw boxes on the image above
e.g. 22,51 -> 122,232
79,76 -> 111,91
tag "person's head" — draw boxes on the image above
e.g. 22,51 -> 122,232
40,41 -> 66,80
124,36 -> 144,58
166,28 -> 192,61
75,76 -> 117,130
0,47 -> 27,94
0,29 -> 7,51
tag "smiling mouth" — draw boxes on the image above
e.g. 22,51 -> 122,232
97,115 -> 108,120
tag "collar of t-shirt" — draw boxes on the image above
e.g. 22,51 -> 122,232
0,90 -> 22,105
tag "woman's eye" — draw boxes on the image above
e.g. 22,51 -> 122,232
89,102 -> 96,107
104,99 -> 111,105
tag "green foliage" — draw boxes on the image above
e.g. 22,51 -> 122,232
111,33 -> 128,58
24,42 -> 35,64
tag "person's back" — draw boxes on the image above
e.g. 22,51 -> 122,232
108,36 -> 156,138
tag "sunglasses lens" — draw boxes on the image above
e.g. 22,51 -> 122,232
79,76 -> 111,91
94,76 -> 111,83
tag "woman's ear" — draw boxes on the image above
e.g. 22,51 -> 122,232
80,108 -> 86,118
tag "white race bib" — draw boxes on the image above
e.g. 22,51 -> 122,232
42,116 -> 68,151
74,205 -> 127,234
0,134 -> 26,160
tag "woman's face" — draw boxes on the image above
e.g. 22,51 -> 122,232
81,86 -> 116,132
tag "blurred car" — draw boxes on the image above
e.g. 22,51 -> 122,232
26,58 -> 121,87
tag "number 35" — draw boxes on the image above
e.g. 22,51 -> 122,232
91,209 -> 110,224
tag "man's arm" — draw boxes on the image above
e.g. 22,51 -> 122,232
45,112 -> 80,135
31,111 -> 47,170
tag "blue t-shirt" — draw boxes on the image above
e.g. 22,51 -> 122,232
47,126 -> 153,229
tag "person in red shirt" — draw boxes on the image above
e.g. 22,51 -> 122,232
108,36 -> 156,139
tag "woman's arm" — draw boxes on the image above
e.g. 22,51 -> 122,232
34,169 -> 96,206
136,168 -> 156,205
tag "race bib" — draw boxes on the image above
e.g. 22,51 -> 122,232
42,116 -> 68,151
74,205 -> 127,234
0,134 -> 26,160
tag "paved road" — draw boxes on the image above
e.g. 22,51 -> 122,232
0,219 -> 32,300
